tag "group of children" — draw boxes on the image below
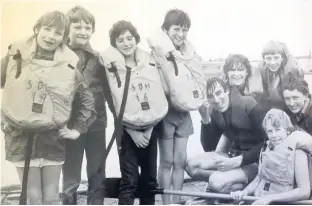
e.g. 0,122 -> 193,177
1,5 -> 311,206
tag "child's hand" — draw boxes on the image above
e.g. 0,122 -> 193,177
1,121 -> 13,133
230,190 -> 248,201
59,126 -> 80,140
132,134 -> 150,148
126,129 -> 150,148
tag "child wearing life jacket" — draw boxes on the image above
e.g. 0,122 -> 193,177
230,109 -> 312,205
1,11 -> 96,204
100,20 -> 168,205
62,6 -> 107,205
259,41 -> 304,110
148,9 -> 206,204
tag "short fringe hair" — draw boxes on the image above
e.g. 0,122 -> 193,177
67,6 -> 95,32
161,9 -> 191,31
262,108 -> 295,135
261,40 -> 289,68
281,73 -> 310,96
109,20 -> 140,48
33,10 -> 69,43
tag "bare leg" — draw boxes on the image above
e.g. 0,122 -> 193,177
172,136 -> 188,204
158,137 -> 174,204
16,167 -> 43,205
185,151 -> 228,181
41,165 -> 62,205
209,164 -> 258,194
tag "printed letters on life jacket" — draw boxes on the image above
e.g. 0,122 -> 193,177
255,131 -> 312,197
100,47 -> 168,130
1,38 -> 79,131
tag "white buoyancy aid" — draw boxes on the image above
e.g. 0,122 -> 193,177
147,29 -> 206,112
1,37 -> 79,131
254,131 -> 312,197
100,47 -> 168,129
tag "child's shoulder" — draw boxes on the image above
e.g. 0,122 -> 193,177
286,131 -> 312,154
60,44 -> 80,66
8,37 -> 33,52
288,130 -> 312,140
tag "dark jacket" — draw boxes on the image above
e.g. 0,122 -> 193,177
1,41 -> 96,162
287,98 -> 312,135
201,87 -> 268,166
223,65 -> 264,104
259,46 -> 304,110
68,43 -> 107,131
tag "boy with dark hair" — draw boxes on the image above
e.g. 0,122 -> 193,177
281,74 -> 312,135
186,77 -> 267,194
62,6 -> 107,205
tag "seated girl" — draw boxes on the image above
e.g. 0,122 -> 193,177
230,109 -> 312,205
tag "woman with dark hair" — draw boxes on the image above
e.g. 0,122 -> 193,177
222,54 -> 263,102
199,54 -> 264,155
259,41 -> 304,110
100,20 -> 168,205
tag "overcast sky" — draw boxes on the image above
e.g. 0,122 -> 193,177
1,0 -> 312,61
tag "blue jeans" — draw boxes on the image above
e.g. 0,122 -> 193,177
118,127 -> 159,205
62,128 -> 106,205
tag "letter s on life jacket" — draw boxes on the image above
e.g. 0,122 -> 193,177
100,47 -> 168,129
1,38 -> 79,131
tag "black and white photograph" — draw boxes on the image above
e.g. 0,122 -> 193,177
1,0 -> 312,205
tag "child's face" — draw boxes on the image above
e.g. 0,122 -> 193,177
69,20 -> 93,47
283,89 -> 308,114
166,24 -> 189,48
207,82 -> 230,112
263,53 -> 283,73
227,62 -> 248,87
36,25 -> 64,51
115,30 -> 137,58
265,123 -> 288,146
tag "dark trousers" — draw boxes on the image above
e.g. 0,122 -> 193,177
62,128 -> 106,205
118,128 -> 158,205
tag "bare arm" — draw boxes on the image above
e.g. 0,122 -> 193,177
215,134 -> 233,154
243,174 -> 261,195
257,150 -> 311,203
230,174 -> 261,201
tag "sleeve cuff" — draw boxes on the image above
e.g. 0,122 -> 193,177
72,122 -> 87,134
